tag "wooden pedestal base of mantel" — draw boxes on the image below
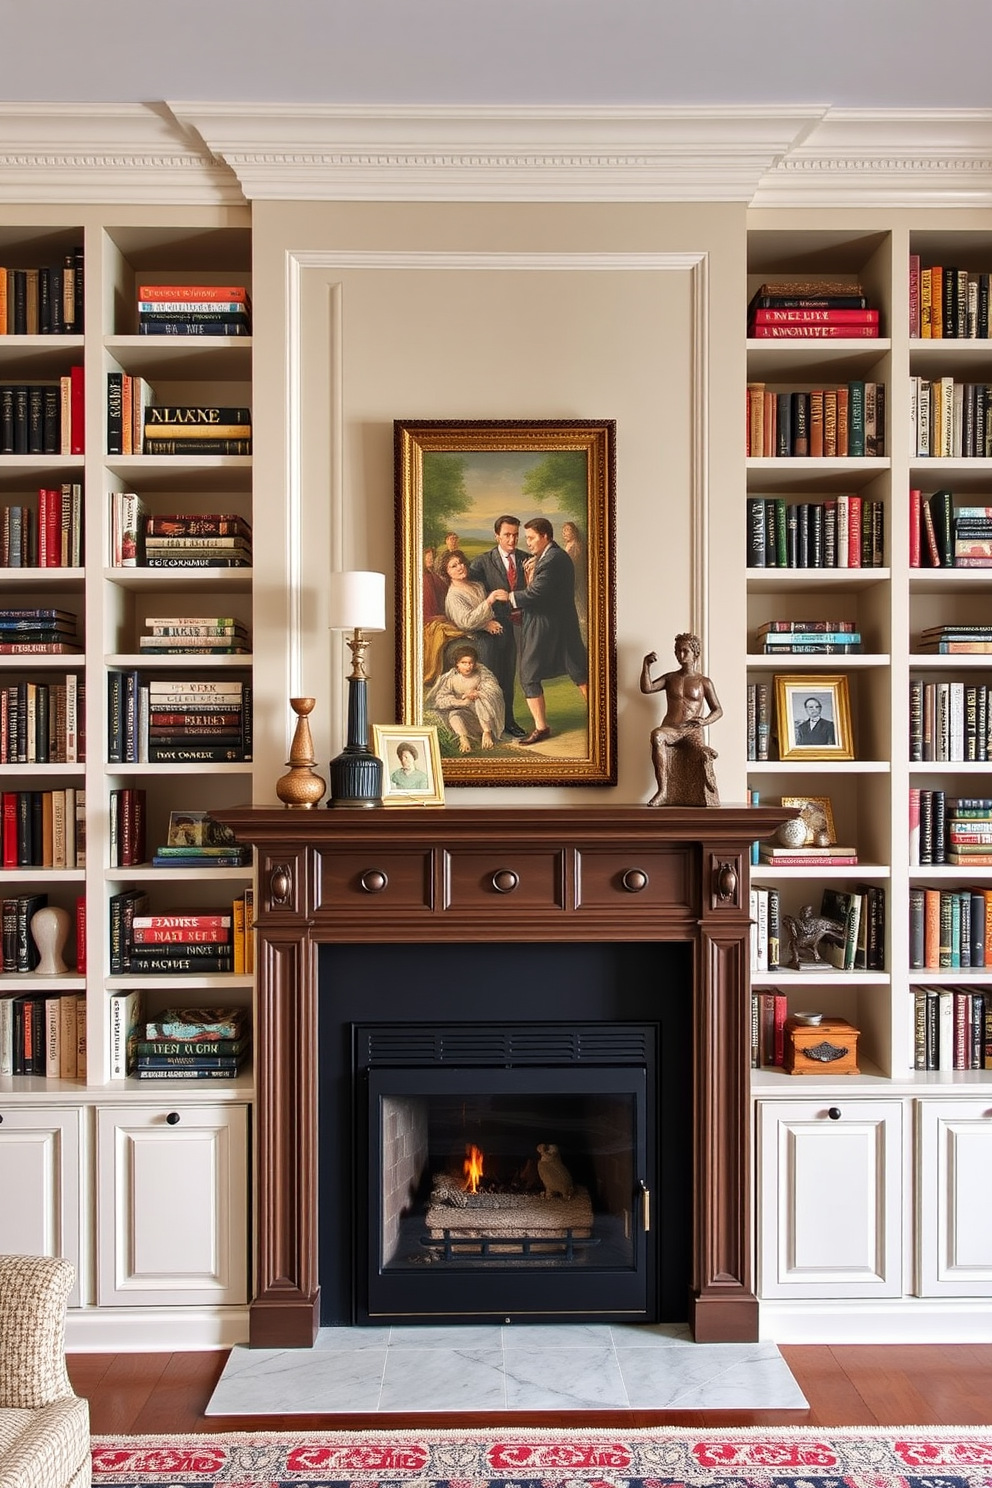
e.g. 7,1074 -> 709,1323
216,803 -> 789,1347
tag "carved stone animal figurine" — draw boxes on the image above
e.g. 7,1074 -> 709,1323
782,904 -> 845,970
536,1142 -> 574,1200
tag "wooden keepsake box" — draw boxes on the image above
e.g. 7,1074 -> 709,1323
784,1015 -> 860,1075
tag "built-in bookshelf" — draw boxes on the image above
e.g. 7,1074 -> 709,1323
1,209 -> 254,1090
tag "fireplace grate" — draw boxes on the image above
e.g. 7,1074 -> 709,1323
356,1023 -> 653,1068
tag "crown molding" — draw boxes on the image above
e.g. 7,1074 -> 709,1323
0,103 -> 990,207
0,103 -> 242,205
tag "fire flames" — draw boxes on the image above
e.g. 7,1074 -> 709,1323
462,1144 -> 484,1194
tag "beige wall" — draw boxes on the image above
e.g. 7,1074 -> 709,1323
251,201 -> 747,805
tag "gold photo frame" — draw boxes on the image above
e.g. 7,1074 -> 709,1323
774,675 -> 854,761
394,418 -> 616,787
779,794 -> 837,845
372,724 -> 445,807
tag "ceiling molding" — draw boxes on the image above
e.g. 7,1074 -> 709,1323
0,104 -> 242,205
0,103 -> 990,207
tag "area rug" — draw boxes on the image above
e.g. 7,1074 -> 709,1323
91,1425 -> 992,1486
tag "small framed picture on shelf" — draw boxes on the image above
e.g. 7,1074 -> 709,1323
779,794 -> 837,845
774,675 -> 854,762
166,810 -> 237,847
372,724 -> 445,807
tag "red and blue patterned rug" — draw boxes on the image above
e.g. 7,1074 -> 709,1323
91,1425 -> 992,1487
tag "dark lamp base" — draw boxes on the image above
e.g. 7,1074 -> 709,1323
328,747 -> 382,808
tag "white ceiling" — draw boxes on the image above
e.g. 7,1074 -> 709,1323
3,0 -> 992,109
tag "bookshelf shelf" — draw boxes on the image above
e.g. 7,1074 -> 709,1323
747,653 -> 890,669
103,567 -> 253,593
745,343 -> 892,377
753,865 -> 890,880
104,335 -> 252,380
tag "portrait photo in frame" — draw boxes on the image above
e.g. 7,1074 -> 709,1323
775,675 -> 854,761
394,419 -> 616,786
779,794 -> 838,845
372,724 -> 445,807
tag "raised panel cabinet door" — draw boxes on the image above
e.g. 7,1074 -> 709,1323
96,1104 -> 248,1307
757,1099 -> 903,1299
0,1107 -> 83,1305
916,1098 -> 992,1297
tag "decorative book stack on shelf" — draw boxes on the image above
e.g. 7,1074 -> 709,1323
911,490 -> 992,568
755,619 -> 862,655
746,380 -> 885,458
132,1005 -> 250,1081
143,405 -> 251,460
150,810 -> 250,871
0,608 -> 80,654
0,251 -> 84,335
909,256 -> 991,339
747,496 -> 884,569
142,513 -> 252,568
747,280 -> 880,340
137,284 -> 251,339
139,615 -> 250,656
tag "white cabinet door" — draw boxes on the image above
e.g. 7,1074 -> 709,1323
917,1098 -> 992,1297
757,1098 -> 903,1298
96,1103 -> 248,1306
0,1106 -> 83,1305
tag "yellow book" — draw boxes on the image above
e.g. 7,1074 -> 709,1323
920,266 -> 931,337
232,893 -> 246,975
243,886 -> 255,975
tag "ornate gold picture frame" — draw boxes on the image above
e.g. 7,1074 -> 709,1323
394,419 -> 616,786
775,675 -> 854,762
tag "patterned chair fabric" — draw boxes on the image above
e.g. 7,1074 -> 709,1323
0,1255 -> 90,1488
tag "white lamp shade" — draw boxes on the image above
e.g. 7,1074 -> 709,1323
327,571 -> 386,632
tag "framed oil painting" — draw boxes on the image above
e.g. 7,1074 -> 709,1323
372,724 -> 445,807
394,419 -> 616,786
775,675 -> 854,762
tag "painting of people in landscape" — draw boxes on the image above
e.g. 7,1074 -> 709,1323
395,419 -> 616,785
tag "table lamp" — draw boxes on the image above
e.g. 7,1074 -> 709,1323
327,570 -> 386,808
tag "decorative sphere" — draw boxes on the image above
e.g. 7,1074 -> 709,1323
775,817 -> 808,848
813,828 -> 832,848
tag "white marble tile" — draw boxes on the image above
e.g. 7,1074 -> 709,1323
616,1342 -> 808,1410
313,1326 -> 391,1351
503,1346 -> 629,1410
378,1347 -> 506,1412
206,1343 -> 388,1415
386,1324 -> 503,1350
609,1322 -> 693,1348
502,1322 -> 613,1349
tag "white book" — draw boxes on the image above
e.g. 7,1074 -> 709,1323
949,680 -> 965,762
938,989 -> 955,1071
75,995 -> 86,1078
909,376 -> 918,459
755,887 -> 769,975
836,495 -> 850,568
952,382 -> 964,458
63,787 -> 75,869
0,998 -> 13,1077
65,672 -> 78,764
918,379 -> 931,456
108,989 -> 144,1080
749,888 -> 758,971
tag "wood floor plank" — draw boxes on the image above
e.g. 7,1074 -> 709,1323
830,1345 -> 992,1427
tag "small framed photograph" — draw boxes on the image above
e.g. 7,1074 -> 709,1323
774,675 -> 854,761
780,794 -> 837,845
167,810 -> 238,847
373,725 -> 445,806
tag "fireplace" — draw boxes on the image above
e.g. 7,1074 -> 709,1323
216,803 -> 788,1346
317,940 -> 692,1326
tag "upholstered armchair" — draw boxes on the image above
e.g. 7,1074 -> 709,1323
0,1254 -> 90,1488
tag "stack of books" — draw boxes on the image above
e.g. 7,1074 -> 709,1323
142,404 -> 252,459
126,911 -> 235,976
911,491 -> 992,568
747,495 -> 884,569
148,678 -> 252,763
912,988 -> 991,1072
757,620 -> 862,656
746,381 -> 885,457
909,885 -> 992,969
143,511 -> 253,568
917,624 -> 992,654
0,608 -> 80,654
759,840 -> 859,868
139,614 -> 250,656
137,284 -> 251,339
748,279 -> 880,340
133,1005 -> 251,1082
151,809 -> 250,870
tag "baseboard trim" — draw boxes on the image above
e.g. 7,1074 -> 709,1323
759,1298 -> 992,1344
65,1305 -> 249,1352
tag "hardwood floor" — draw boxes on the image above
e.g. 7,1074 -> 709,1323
68,1345 -> 992,1434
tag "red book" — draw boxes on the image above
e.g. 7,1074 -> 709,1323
909,489 -> 922,568
2,793 -> 17,868
69,366 -> 84,454
75,895 -> 86,975
130,926 -> 230,944
131,913 -> 231,928
751,308 -> 880,325
750,325 -> 881,339
847,495 -> 863,568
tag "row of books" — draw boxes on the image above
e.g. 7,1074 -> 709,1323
108,675 -> 252,764
909,886 -> 992,970
911,491 -> 992,569
2,894 -> 85,975
754,618 -> 862,656
137,284 -> 251,340
0,373 -> 84,455
110,1001 -> 250,1081
908,679 -> 992,764
0,253 -> 84,336
909,259 -> 991,340
747,281 -> 876,341
750,988 -> 788,1067
0,992 -> 87,1078
746,383 -> 885,459
909,793 -> 992,867
751,885 -> 885,973
1,789 -> 86,869
916,625 -> 992,654
746,682 -> 771,761
108,902 -> 245,976
746,496 -> 885,570
1,485 -> 83,567
0,607 -> 81,655
0,675 -> 85,763
108,393 -> 252,457
109,501 -> 253,569
912,988 -> 991,1072
910,378 -> 992,460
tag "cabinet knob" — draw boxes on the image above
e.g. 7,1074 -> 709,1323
270,864 -> 292,904
0,1113 -> 4,1124
491,869 -> 519,894
359,869 -> 388,894
621,868 -> 649,893
166,1112 -> 181,1126
714,861 -> 738,901
827,1107 -> 842,1121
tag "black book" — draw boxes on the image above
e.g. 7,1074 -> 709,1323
137,320 -> 252,337
932,789 -> 947,864
776,392 -> 792,457
749,293 -> 869,311
42,384 -> 60,454
746,498 -> 766,566
0,386 -> 14,453
37,269 -> 50,334
13,385 -> 28,454
106,372 -> 123,455
792,391 -> 809,455
929,490 -> 954,565
11,270 -> 27,335
797,503 -> 810,567
909,887 -> 926,969
785,504 -> 799,567
919,789 -> 933,865
35,684 -> 49,764
979,274 -> 990,339
16,892 -> 48,972
810,502 -> 825,567
27,386 -> 44,454
47,266 -> 63,335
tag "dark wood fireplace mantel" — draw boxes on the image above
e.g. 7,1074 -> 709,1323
217,803 -> 788,1348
